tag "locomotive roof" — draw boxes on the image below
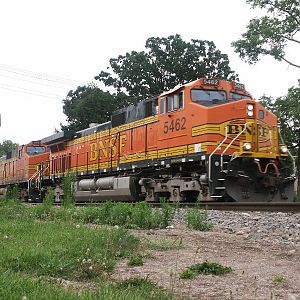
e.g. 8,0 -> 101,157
41,131 -> 74,145
75,121 -> 112,137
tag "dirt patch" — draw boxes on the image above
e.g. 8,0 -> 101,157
112,225 -> 300,300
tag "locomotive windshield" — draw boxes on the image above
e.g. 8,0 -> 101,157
26,146 -> 45,155
229,92 -> 252,101
191,89 -> 226,107
191,89 -> 252,107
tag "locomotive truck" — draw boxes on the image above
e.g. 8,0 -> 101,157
0,78 -> 296,202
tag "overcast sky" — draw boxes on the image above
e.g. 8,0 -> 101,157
0,0 -> 299,144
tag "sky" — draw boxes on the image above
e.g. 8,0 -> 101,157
0,0 -> 299,144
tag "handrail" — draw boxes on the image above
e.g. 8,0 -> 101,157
220,122 -> 250,171
222,122 -> 251,155
278,126 -> 296,177
27,169 -> 40,191
208,126 -> 228,182
40,165 -> 49,177
27,164 -> 48,191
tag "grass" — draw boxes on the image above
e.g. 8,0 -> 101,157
0,213 -> 139,280
128,255 -> 144,266
184,208 -> 213,231
31,201 -> 175,229
0,200 -> 176,299
180,261 -> 233,279
0,271 -> 174,300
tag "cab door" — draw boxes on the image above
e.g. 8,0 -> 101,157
157,91 -> 188,152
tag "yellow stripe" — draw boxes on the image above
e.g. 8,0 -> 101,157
67,116 -> 159,147
192,118 -> 253,137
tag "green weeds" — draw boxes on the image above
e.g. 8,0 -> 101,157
62,173 -> 76,207
272,274 -> 287,284
128,255 -> 144,266
180,261 -> 233,279
185,208 -> 213,231
115,277 -> 174,299
43,187 -> 55,207
4,184 -> 20,200
80,201 -> 175,229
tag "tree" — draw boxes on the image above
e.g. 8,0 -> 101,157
95,34 -> 239,99
232,0 -> 300,68
61,84 -> 131,132
260,87 -> 300,193
0,140 -> 19,156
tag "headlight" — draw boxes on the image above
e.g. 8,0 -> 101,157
243,142 -> 252,151
280,145 -> 288,154
247,104 -> 254,117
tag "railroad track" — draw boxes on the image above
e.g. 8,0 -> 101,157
27,201 -> 300,213
193,202 -> 300,213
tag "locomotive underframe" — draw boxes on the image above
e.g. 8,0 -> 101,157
39,152 -> 295,203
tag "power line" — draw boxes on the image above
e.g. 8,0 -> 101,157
0,63 -> 82,85
0,72 -> 70,90
0,83 -> 64,99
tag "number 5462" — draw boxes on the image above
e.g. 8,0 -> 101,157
163,117 -> 186,134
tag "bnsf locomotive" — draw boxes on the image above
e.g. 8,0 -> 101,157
0,78 -> 296,202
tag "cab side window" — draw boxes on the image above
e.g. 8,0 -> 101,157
160,98 -> 166,114
167,96 -> 174,112
160,92 -> 184,114
174,92 -> 184,110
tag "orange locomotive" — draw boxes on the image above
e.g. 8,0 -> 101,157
0,141 -> 49,200
0,78 -> 296,202
41,78 -> 295,202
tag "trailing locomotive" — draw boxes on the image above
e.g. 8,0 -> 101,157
0,78 -> 296,202
0,141 -> 49,201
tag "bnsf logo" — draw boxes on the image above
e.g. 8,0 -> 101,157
227,124 -> 269,137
